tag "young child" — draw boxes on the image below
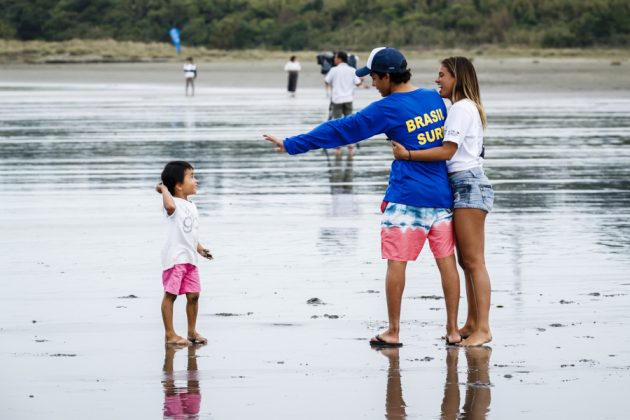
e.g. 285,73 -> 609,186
156,161 -> 212,345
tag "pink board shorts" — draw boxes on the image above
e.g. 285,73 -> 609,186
381,201 -> 454,261
162,263 -> 201,295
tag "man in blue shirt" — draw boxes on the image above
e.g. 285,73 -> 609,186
263,47 -> 462,347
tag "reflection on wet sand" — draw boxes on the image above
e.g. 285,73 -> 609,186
318,152 -> 359,254
327,151 -> 358,217
162,345 -> 202,420
2,66 -> 629,420
375,347 -> 407,420
328,153 -> 355,197
441,347 -> 492,420
376,346 -> 492,420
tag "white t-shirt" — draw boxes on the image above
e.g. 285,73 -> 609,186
444,99 -> 485,173
284,61 -> 301,72
183,63 -> 197,79
324,62 -> 361,104
161,197 -> 199,270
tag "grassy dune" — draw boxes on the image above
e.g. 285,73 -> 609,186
1,39 -> 629,64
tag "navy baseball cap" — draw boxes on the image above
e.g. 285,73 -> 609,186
355,47 -> 407,77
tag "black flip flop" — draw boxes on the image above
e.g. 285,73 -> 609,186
369,335 -> 403,348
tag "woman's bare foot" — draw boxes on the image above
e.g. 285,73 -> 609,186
188,332 -> 208,345
458,331 -> 492,347
165,333 -> 189,346
458,324 -> 475,339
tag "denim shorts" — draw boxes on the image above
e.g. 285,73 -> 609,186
448,166 -> 494,213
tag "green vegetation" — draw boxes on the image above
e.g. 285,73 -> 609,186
1,0 -> 629,50
3,38 -> 629,65
0,38 -> 319,63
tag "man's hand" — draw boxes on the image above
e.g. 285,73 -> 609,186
391,140 -> 410,160
262,134 -> 286,153
156,182 -> 165,194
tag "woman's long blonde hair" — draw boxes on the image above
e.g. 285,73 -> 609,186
441,57 -> 487,128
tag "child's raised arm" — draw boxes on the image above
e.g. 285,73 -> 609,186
156,183 -> 176,215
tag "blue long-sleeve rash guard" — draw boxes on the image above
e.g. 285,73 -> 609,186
284,88 -> 453,209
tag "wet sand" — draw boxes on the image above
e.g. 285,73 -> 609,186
1,58 -> 630,419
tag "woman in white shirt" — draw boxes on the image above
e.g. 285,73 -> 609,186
391,57 -> 494,347
284,56 -> 301,97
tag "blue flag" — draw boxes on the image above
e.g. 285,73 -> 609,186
169,27 -> 181,53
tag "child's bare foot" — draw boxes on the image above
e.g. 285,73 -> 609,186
188,332 -> 207,345
165,334 -> 189,346
458,331 -> 492,347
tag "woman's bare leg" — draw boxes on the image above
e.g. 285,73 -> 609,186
454,209 -> 492,346
454,233 -> 477,338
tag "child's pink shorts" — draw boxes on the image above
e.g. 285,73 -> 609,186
162,263 -> 201,295
163,392 -> 201,416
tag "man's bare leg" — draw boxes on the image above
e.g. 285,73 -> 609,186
440,347 -> 461,419
378,348 -> 407,418
435,255 -> 461,344
372,260 -> 407,344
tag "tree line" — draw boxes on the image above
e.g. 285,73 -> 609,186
1,0 -> 629,50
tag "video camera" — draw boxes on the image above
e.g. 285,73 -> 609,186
316,52 -> 359,75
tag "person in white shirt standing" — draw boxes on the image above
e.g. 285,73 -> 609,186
183,57 -> 197,97
325,51 -> 363,155
391,57 -> 495,347
156,161 -> 213,345
284,55 -> 301,97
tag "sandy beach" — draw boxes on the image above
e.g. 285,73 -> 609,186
1,57 -> 629,419
2,55 -> 629,91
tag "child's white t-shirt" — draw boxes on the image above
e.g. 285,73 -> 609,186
444,99 -> 485,173
161,197 -> 199,271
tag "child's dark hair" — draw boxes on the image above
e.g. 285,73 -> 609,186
161,161 -> 193,195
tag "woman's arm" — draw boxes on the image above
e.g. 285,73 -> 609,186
391,140 -> 458,162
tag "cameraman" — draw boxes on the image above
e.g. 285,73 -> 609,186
325,51 -> 363,155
